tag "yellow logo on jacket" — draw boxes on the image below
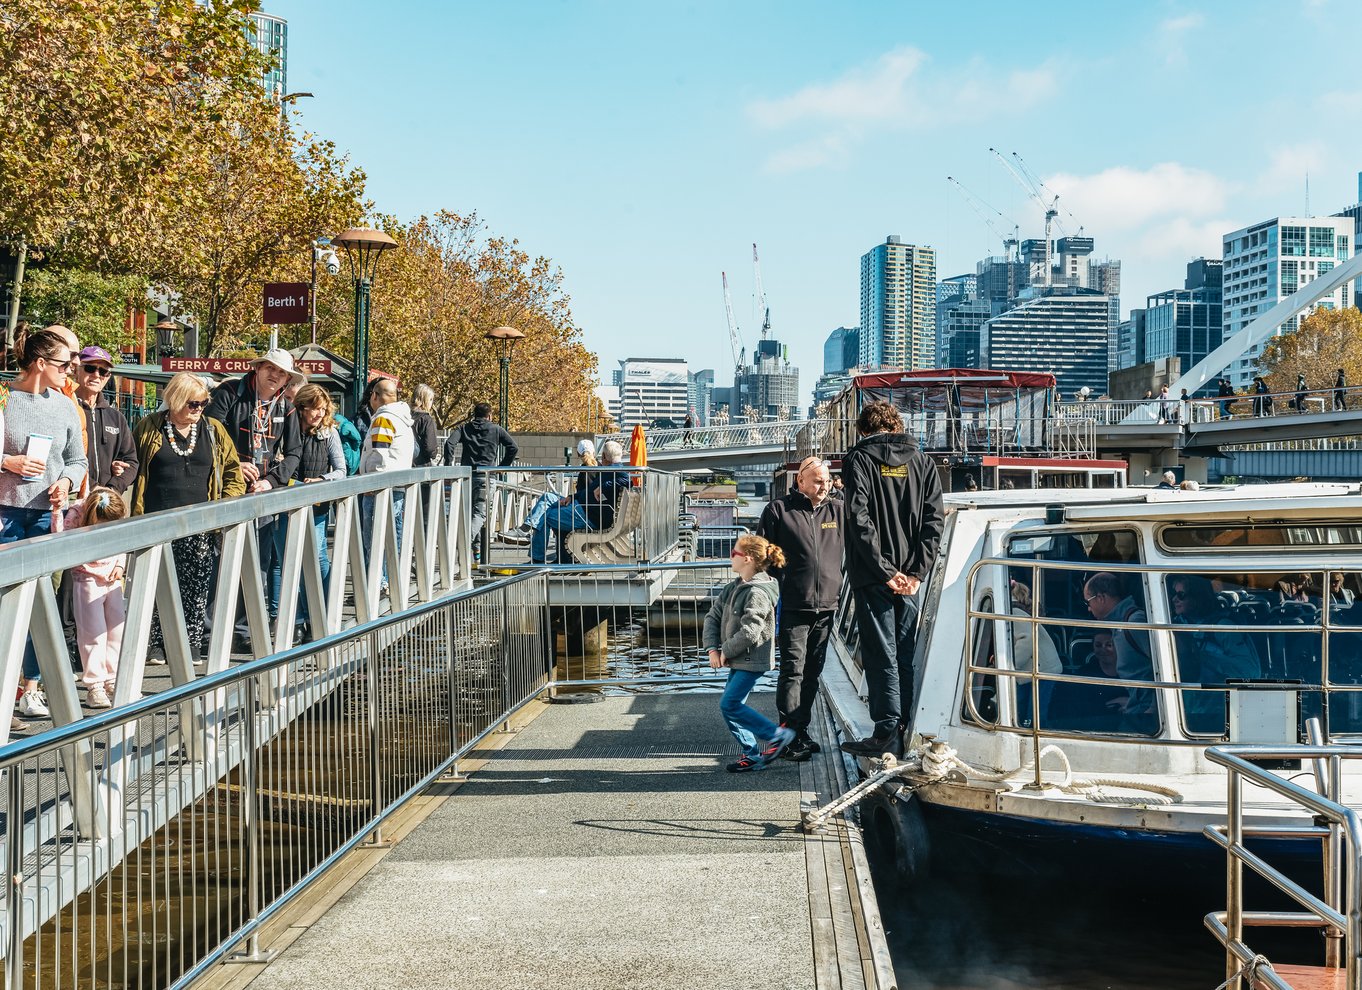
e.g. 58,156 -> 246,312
879,464 -> 907,478
820,521 -> 838,529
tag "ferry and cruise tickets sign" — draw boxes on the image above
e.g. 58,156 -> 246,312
160,358 -> 333,375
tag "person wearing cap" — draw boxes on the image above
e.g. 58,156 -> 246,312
206,348 -> 303,651
496,439 -> 595,547
71,346 -> 137,495
756,455 -> 844,761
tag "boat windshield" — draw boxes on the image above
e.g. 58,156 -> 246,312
1161,523 -> 1362,551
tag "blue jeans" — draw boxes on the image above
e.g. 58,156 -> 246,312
522,492 -> 561,531
530,501 -> 592,564
0,506 -> 52,679
853,583 -> 922,738
719,668 -> 779,759
297,511 -> 331,627
361,489 -> 406,585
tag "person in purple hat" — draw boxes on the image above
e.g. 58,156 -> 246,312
72,346 -> 138,495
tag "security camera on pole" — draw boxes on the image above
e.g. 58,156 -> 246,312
310,237 -> 341,345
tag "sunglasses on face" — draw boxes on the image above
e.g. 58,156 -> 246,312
1171,590 -> 1189,600
730,549 -> 748,559
44,356 -> 74,372
186,400 -> 210,411
81,363 -> 111,376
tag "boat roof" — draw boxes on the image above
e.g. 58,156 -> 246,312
946,482 -> 1362,520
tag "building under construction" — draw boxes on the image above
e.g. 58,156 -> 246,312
734,338 -> 799,419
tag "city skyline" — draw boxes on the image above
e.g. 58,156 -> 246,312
273,1 -> 1362,408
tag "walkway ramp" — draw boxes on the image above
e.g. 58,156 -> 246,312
232,693 -> 890,990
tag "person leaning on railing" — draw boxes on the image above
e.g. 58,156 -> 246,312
131,372 -> 245,664
0,326 -> 89,720
291,384 -> 347,640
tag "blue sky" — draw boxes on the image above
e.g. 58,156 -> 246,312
277,0 -> 1362,407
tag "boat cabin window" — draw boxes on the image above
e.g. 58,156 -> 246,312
963,594 -> 999,726
1164,570 -> 1362,737
998,528 -> 1159,735
1160,523 -> 1362,551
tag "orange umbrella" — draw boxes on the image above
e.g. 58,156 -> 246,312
629,423 -> 647,485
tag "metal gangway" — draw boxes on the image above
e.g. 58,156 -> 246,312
0,466 -> 477,982
1204,735 -> 1362,990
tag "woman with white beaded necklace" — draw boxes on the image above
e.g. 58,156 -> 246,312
131,373 -> 245,664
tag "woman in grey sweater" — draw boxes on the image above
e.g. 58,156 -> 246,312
704,534 -> 795,773
0,326 -> 88,717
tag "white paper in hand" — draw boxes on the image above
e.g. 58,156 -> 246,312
24,434 -> 53,479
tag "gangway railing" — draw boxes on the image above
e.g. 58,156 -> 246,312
1203,741 -> 1362,990
0,467 -> 475,966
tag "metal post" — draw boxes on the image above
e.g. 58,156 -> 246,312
310,247 -> 319,346
498,353 -> 511,428
6,765 -> 24,987
1227,768 -> 1244,990
1325,754 -> 1344,969
365,630 -> 389,846
227,674 -> 275,962
350,278 -> 371,420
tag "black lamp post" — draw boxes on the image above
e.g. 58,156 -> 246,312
333,227 -> 397,418
153,318 -> 182,360
486,325 -> 524,427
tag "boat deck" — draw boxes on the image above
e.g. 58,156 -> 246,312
198,691 -> 891,990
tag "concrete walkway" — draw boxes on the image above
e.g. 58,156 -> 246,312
246,693 -> 819,990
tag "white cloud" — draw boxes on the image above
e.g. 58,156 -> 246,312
748,48 -> 1060,173
1158,12 -> 1205,67
1251,144 -> 1329,199
1045,163 -> 1230,233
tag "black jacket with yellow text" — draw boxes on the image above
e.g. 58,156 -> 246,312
757,490 -> 844,611
841,431 -> 944,589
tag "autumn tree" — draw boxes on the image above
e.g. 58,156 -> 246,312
151,101 -> 366,354
20,266 -> 148,356
337,212 -> 602,433
0,0 -> 268,276
1258,307 -> 1362,394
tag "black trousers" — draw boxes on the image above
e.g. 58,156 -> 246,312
776,608 -> 835,736
853,584 -> 921,738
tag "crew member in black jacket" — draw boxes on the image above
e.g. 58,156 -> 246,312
443,402 -> 518,556
757,456 -> 843,761
839,400 -> 944,756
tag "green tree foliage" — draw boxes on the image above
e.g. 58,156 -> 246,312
1258,307 -> 1362,394
20,266 -> 148,356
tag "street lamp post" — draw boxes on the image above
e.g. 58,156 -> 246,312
153,318 -> 183,360
485,326 -> 524,427
332,227 -> 397,418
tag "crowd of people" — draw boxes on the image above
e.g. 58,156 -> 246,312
0,323 -> 495,728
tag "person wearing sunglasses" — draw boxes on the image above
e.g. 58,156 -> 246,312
0,326 -> 89,721
130,372 -> 245,664
70,346 -> 138,496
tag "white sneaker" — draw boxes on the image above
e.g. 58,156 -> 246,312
18,690 -> 49,718
86,685 -> 112,709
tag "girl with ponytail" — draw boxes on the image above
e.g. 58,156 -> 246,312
702,534 -> 795,773
65,487 -> 128,709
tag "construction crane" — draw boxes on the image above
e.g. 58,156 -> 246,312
752,244 -> 772,340
990,147 -> 1060,287
722,271 -> 745,377
1010,151 -> 1082,234
946,176 -> 1020,260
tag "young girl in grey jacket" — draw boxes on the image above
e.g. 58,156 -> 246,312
704,534 -> 795,772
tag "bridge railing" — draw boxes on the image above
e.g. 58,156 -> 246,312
595,420 -> 808,455
0,567 -> 549,988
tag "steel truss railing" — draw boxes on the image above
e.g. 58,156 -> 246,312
1203,742 -> 1362,990
0,567 -> 549,988
0,559 -> 741,988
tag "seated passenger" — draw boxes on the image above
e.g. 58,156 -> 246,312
530,440 -> 624,564
1276,572 -> 1319,607
1050,630 -> 1127,732
1328,572 -> 1355,609
499,440 -> 596,546
1083,571 -> 1156,732
1170,576 -> 1261,734
1008,579 -> 1062,727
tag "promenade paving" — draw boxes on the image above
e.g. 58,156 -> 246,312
246,692 -> 818,990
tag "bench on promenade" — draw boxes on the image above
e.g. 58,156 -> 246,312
565,486 -> 644,564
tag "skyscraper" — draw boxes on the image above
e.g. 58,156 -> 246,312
1143,259 -> 1223,380
935,274 -> 977,358
1221,215 -> 1353,388
859,236 -> 936,370
247,12 -> 288,98
981,287 -> 1111,398
735,340 -> 799,419
822,327 -> 859,375
616,358 -> 689,427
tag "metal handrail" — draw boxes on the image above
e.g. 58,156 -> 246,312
1203,743 -> 1362,990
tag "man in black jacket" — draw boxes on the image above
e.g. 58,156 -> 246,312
442,402 -> 518,556
839,400 -> 944,756
758,456 -> 843,761
206,349 -> 304,651
72,346 -> 138,494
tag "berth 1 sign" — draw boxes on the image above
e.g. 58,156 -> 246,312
263,282 -> 310,324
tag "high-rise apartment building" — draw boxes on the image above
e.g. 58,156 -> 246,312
981,287 -> 1111,398
944,298 -> 993,369
615,358 -> 689,427
1143,259 -> 1223,379
247,12 -> 288,97
822,327 -> 860,375
1221,215 -> 1353,388
935,274 -> 978,358
859,236 -> 936,370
